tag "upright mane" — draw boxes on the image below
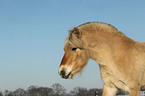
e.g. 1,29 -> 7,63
77,22 -> 124,36
67,22 -> 126,48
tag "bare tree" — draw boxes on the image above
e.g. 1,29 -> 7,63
12,88 -> 28,96
27,85 -> 38,96
4,90 -> 13,96
87,88 -> 103,96
27,85 -> 54,96
70,87 -> 88,96
51,83 -> 66,96
35,87 -> 54,96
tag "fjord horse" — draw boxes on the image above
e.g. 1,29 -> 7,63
58,22 -> 145,96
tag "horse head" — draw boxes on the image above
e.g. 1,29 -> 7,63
58,28 -> 89,79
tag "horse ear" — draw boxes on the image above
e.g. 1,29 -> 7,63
72,27 -> 81,39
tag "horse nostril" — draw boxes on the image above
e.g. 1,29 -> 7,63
60,70 -> 65,77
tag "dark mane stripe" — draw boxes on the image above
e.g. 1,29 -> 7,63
77,22 -> 124,35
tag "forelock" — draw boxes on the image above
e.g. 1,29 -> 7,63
67,28 -> 84,49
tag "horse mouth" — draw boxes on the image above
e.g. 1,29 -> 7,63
63,72 -> 72,79
59,66 -> 73,79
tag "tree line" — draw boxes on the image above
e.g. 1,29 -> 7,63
0,83 -> 128,96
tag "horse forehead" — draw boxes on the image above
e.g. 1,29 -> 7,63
64,42 -> 76,50
64,35 -> 71,46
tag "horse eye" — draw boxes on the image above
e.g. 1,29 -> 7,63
72,48 -> 77,51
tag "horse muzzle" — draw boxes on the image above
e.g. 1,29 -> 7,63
59,66 -> 73,79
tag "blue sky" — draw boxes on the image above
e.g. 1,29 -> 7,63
0,0 -> 145,92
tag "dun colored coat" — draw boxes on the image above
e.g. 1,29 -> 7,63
58,22 -> 145,96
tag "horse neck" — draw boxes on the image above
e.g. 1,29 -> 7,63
86,33 -> 127,65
